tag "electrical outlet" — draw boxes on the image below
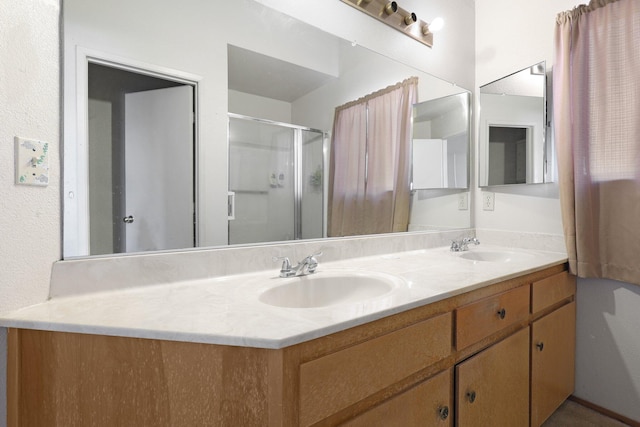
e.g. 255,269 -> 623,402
482,191 -> 495,211
457,192 -> 469,210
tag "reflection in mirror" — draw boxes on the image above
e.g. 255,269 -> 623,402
408,92 -> 471,232
479,61 -> 549,187
227,114 -> 326,245
63,0 -> 472,258
411,92 -> 470,189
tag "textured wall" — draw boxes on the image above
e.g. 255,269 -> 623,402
0,1 -> 60,425
0,0 -> 60,313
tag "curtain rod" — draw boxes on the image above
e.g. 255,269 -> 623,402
335,76 -> 419,112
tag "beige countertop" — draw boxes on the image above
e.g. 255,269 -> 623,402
0,245 -> 567,349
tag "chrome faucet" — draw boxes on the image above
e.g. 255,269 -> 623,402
273,252 -> 323,277
450,237 -> 480,252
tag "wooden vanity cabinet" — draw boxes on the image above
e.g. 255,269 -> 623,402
456,327 -> 530,427
530,272 -> 577,426
7,264 -> 576,427
454,283 -> 531,427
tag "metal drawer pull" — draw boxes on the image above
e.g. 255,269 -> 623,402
497,308 -> 506,319
466,390 -> 476,403
438,405 -> 449,420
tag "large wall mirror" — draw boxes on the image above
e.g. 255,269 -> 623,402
478,61 -> 550,187
63,0 -> 471,258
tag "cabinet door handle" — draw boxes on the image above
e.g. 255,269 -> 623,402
438,405 -> 449,420
497,308 -> 506,319
123,215 -> 134,224
466,391 -> 476,403
536,342 -> 544,351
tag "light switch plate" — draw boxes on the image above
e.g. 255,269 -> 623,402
15,137 -> 49,186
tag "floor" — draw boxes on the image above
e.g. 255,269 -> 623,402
543,400 -> 632,427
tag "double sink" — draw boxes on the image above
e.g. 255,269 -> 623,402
258,248 -> 534,309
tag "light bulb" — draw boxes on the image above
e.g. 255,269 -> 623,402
430,17 -> 444,33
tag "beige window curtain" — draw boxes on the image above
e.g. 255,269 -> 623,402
328,77 -> 418,237
554,0 -> 640,285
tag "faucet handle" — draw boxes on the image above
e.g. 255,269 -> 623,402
305,252 -> 323,273
272,256 -> 292,277
310,251 -> 323,260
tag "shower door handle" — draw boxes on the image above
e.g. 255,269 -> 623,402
227,191 -> 235,220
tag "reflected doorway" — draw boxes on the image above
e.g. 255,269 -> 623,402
88,63 -> 197,254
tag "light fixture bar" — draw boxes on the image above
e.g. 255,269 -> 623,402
341,0 -> 434,48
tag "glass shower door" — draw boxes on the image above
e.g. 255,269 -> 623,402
228,116 -> 295,245
300,129 -> 325,239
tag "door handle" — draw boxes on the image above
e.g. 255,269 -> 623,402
227,191 -> 235,220
123,215 -> 134,224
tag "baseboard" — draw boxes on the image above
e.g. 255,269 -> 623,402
569,395 -> 640,427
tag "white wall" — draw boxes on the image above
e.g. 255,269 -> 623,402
477,0 -> 640,422
0,0 -> 61,424
475,0 -> 567,235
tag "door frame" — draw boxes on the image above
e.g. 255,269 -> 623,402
64,47 -> 202,257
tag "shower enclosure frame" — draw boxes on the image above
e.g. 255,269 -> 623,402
227,113 -> 327,244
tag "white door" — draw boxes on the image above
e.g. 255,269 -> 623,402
124,85 -> 194,252
412,138 -> 448,188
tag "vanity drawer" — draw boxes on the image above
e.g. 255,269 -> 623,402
299,312 -> 452,426
455,285 -> 530,350
531,271 -> 576,314
340,368 -> 452,427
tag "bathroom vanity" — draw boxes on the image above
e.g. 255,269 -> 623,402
3,246 -> 574,426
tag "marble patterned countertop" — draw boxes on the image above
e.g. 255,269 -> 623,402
0,245 -> 567,349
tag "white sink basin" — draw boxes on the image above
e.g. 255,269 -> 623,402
458,250 -> 533,263
259,271 -> 401,308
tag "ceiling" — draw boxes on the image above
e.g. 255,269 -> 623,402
227,45 -> 337,103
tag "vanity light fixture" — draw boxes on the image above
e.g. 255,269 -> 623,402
384,1 -> 398,15
340,0 -> 434,48
404,12 -> 417,26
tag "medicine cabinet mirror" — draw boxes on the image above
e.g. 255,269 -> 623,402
412,92 -> 470,190
478,61 -> 551,187
63,0 -> 472,258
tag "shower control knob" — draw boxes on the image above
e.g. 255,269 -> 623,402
123,215 -> 134,224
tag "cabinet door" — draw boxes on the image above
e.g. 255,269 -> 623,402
456,327 -> 529,427
531,301 -> 576,426
342,369 -> 452,427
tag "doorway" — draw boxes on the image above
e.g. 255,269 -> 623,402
87,63 -> 197,254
